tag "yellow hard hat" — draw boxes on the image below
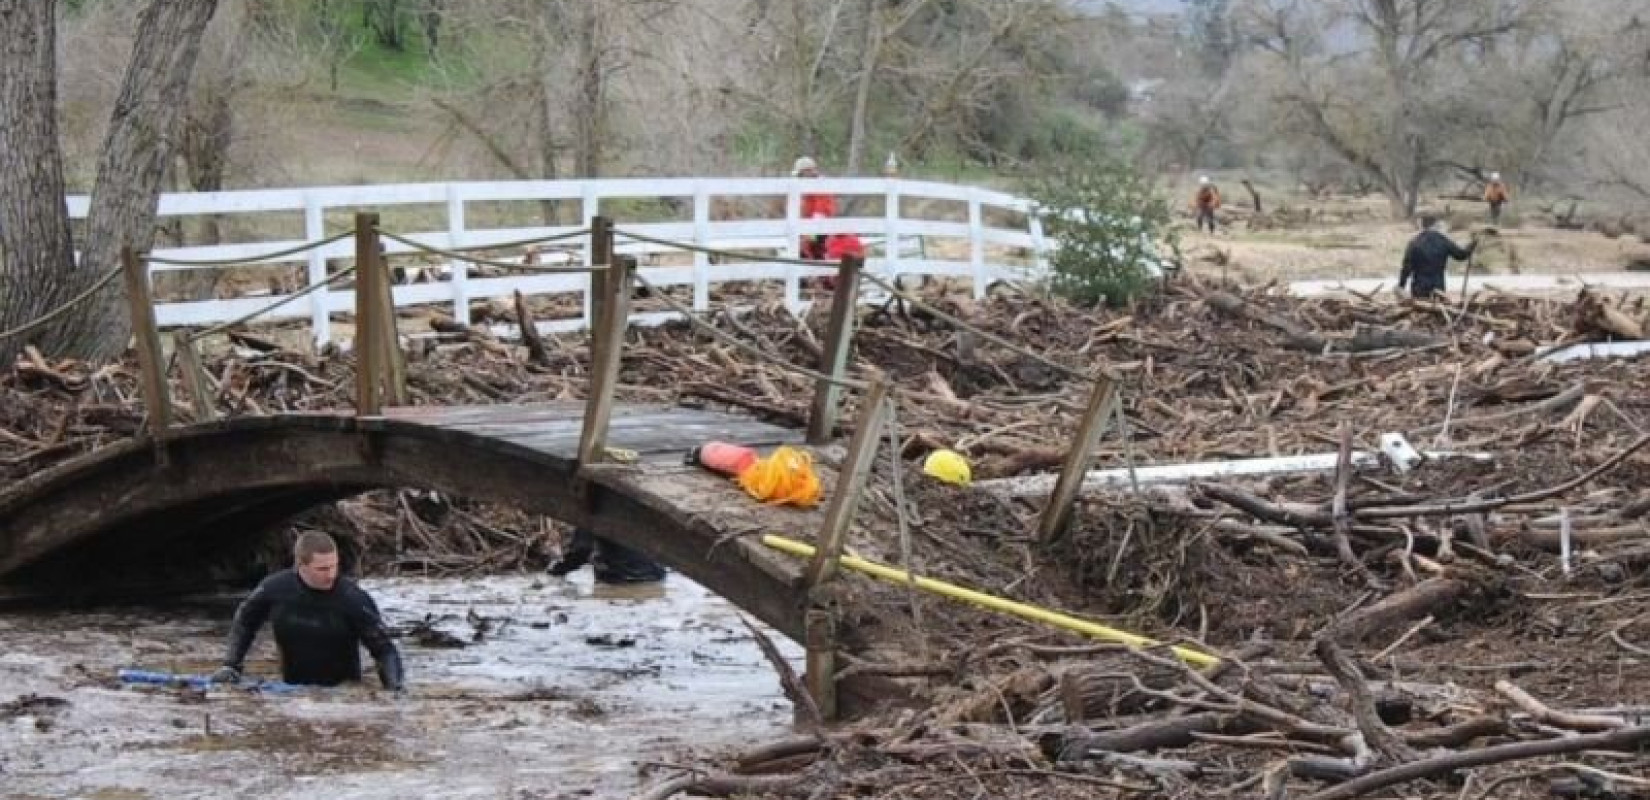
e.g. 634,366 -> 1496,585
922,449 -> 972,486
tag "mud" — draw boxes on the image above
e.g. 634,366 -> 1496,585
0,573 -> 801,799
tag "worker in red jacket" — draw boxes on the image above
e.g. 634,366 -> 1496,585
795,156 -> 835,260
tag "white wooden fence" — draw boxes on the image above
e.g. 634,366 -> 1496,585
72,178 -> 1050,345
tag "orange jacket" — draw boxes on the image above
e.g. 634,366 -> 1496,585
1194,185 -> 1221,211
802,193 -> 836,219
1483,181 -> 1509,204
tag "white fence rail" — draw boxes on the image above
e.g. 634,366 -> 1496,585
1289,272 -> 1650,297
78,178 -> 1049,345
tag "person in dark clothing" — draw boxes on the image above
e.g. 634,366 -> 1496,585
1399,215 -> 1478,299
212,531 -> 404,690
548,527 -> 666,584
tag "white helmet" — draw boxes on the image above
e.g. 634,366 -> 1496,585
792,156 -> 818,176
1489,171 -> 1501,181
1199,175 -> 1211,185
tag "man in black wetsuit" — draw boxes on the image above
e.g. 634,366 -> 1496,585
547,527 -> 666,584
1399,214 -> 1478,300
212,532 -> 405,691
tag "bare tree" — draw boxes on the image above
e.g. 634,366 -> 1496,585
0,0 -> 81,363
1238,0 -> 1534,218
0,0 -> 220,362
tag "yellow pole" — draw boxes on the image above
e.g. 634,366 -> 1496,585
762,534 -> 1220,669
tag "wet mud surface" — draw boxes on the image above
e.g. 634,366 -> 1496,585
0,574 -> 801,799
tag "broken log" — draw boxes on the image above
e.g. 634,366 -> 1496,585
1321,578 -> 1468,645
1205,291 -> 1443,353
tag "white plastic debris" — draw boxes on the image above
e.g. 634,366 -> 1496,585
1379,432 -> 1424,474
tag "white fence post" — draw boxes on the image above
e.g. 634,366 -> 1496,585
968,191 -> 986,299
784,184 -> 802,314
446,184 -> 470,326
303,193 -> 329,347
693,182 -> 710,311
1029,212 -> 1049,277
884,179 -> 902,284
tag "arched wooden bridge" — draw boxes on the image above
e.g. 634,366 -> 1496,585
0,403 -> 824,639
0,210 -> 1121,719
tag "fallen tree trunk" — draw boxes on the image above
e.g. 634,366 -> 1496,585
1205,291 -> 1443,353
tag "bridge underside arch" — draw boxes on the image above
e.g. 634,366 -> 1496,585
0,416 -> 809,640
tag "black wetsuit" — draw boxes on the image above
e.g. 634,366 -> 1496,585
1400,229 -> 1476,298
221,569 -> 404,688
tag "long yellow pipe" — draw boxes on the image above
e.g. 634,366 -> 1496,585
762,534 -> 1220,669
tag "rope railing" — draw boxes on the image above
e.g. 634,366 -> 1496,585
377,229 -> 602,273
183,265 -> 359,343
630,272 -> 869,392
856,270 -> 1096,386
434,226 -> 592,253
615,228 -> 835,270
0,266 -> 124,343
141,229 -> 356,267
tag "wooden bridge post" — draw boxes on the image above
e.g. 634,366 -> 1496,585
804,379 -> 890,588
353,212 -> 383,416
172,330 -> 217,422
806,254 -> 865,445
577,252 -> 633,468
1036,373 -> 1120,544
588,215 -> 612,335
121,246 -> 172,458
801,379 -> 889,723
372,232 -> 408,406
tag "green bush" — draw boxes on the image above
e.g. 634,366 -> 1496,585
1024,156 -> 1179,307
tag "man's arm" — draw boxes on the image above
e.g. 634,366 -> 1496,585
220,580 -> 274,673
347,585 -> 405,691
1399,240 -> 1417,288
1446,235 -> 1475,261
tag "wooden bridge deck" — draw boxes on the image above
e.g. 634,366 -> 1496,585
379,402 -> 802,465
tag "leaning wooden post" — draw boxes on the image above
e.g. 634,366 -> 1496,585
804,379 -> 890,588
352,212 -> 383,416
121,246 -> 172,453
172,330 -> 217,422
577,253 -> 633,468
1036,373 -> 1120,544
371,234 -> 408,406
806,254 -> 864,444
802,379 -> 889,722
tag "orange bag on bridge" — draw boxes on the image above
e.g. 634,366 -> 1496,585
736,446 -> 823,508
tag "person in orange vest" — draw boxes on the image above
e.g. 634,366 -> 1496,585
794,156 -> 835,260
1483,172 -> 1510,226
1192,176 -> 1222,234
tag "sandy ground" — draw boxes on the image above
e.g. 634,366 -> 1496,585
0,574 -> 802,799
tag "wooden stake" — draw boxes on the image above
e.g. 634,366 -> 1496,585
372,234 -> 407,405
588,215 -> 612,335
121,246 -> 171,458
173,330 -> 216,422
804,607 -> 838,722
806,254 -> 864,445
804,379 -> 890,589
577,253 -> 632,468
1037,373 -> 1119,543
353,212 -> 382,416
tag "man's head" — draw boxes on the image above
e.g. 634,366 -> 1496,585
1417,213 -> 1439,230
792,156 -> 819,178
294,531 -> 340,591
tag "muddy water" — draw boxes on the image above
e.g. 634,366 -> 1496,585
0,573 -> 802,799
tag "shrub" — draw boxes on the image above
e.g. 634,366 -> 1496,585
1024,156 -> 1179,307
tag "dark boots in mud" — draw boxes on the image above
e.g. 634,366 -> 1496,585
548,528 -> 666,584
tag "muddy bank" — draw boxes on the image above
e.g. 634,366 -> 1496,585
0,573 -> 802,798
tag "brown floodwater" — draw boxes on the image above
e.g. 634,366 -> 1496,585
0,573 -> 802,798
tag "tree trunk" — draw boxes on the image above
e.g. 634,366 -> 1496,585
845,0 -> 881,175
572,6 -> 606,178
71,0 -> 222,361
0,0 -> 80,366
